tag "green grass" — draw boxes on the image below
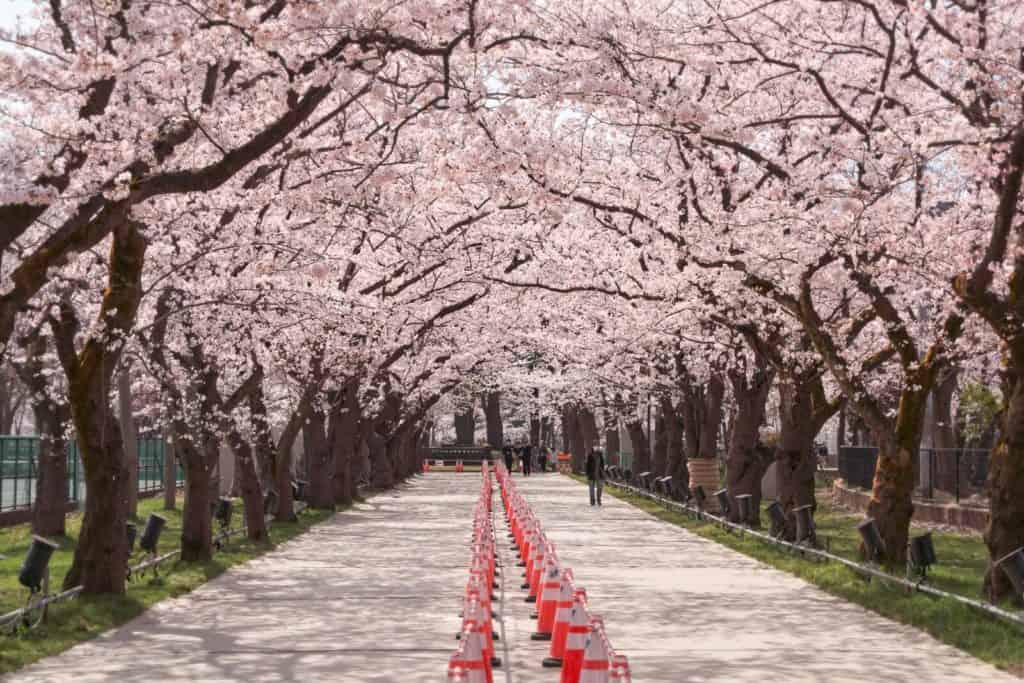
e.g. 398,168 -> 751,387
591,477 -> 1024,677
0,494 -> 333,675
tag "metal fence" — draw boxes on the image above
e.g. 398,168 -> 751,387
838,446 -> 991,503
0,436 -> 183,513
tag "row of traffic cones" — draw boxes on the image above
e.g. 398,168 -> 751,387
448,463 -> 499,682
495,462 -> 632,682
422,460 -> 466,472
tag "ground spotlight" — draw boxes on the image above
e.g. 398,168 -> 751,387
908,532 -> 937,580
215,497 -> 233,530
637,471 -> 651,490
18,536 -> 59,594
857,517 -> 885,563
292,479 -> 308,502
691,485 -> 706,510
735,494 -> 753,525
126,522 -> 137,554
263,488 -> 279,516
766,501 -> 786,538
994,547 -> 1024,600
140,513 -> 167,554
714,488 -> 730,517
794,504 -> 815,544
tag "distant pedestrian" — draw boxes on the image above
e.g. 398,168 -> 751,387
538,447 -> 548,473
503,444 -> 514,473
521,444 -> 532,476
586,448 -> 605,506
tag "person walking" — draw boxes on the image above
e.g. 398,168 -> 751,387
538,447 -> 548,473
503,444 -> 514,474
586,448 -> 605,506
521,444 -> 532,477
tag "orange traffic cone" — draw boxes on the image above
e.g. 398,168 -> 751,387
543,578 -> 579,667
579,618 -> 610,683
559,592 -> 590,683
449,623 -> 488,683
610,654 -> 632,682
532,557 -> 561,640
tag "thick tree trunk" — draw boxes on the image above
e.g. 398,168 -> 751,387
625,418 -> 650,473
454,409 -> 475,445
725,367 -> 774,525
333,379 -> 360,506
865,390 -> 927,567
118,368 -> 139,519
33,433 -> 68,537
304,407 -> 334,510
662,399 -> 685,484
483,392 -> 503,447
368,431 -> 392,488
225,429 -> 267,542
775,380 -> 819,539
61,222 -> 146,594
541,417 -> 554,448
984,372 -> 1024,602
577,408 -> 598,473
250,385 -> 277,490
561,407 -> 573,453
276,424 -> 302,522
530,416 -> 541,447
179,437 -> 216,562
18,335 -> 70,537
604,413 -> 620,459
929,368 -> 959,495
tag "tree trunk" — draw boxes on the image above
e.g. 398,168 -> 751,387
250,385 -> 277,490
930,367 -> 959,495
984,354 -> 1024,603
577,408 -> 598,473
60,221 -> 147,594
561,407 -> 574,453
530,415 -> 541,447
725,367 -> 774,525
865,390 -> 927,567
305,406 -> 334,510
225,429 -> 267,542
118,367 -> 139,520
662,399 -> 685,485
454,409 -> 475,445
179,437 -> 216,562
625,418 -> 650,473
368,431 -> 392,488
541,417 -> 554,448
483,392 -> 503,447
333,379 -> 360,506
276,423 -> 302,522
17,334 -> 70,537
775,380 -> 819,539
604,414 -> 620,459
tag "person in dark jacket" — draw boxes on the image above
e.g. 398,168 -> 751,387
521,444 -> 532,476
538,447 -> 548,473
585,449 -> 605,506
503,444 -> 514,473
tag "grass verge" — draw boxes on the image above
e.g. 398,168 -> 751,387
589,477 -> 1024,677
0,494 -> 333,675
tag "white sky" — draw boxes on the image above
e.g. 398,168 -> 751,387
0,0 -> 37,31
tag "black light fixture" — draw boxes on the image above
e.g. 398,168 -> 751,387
623,468 -> 633,482
18,536 -> 59,593
857,517 -> 885,562
637,471 -> 652,490
714,488 -> 730,517
994,547 -> 1024,599
766,501 -> 786,538
263,488 -> 279,516
292,479 -> 309,502
794,505 -> 815,544
908,533 -> 937,579
139,513 -> 167,554
735,494 -> 753,525
126,522 -> 138,554
215,497 -> 233,530
691,485 -> 707,510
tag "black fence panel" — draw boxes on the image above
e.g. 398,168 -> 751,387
838,446 -> 878,490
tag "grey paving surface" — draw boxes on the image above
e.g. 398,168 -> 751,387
505,472 -> 1019,682
4,472 -> 1017,682
2,476 -> 478,683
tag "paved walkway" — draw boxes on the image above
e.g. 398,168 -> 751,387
3,477 -> 475,683
3,472 -> 1017,682
503,473 -> 1019,682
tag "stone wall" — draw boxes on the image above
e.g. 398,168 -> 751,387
832,480 -> 989,532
